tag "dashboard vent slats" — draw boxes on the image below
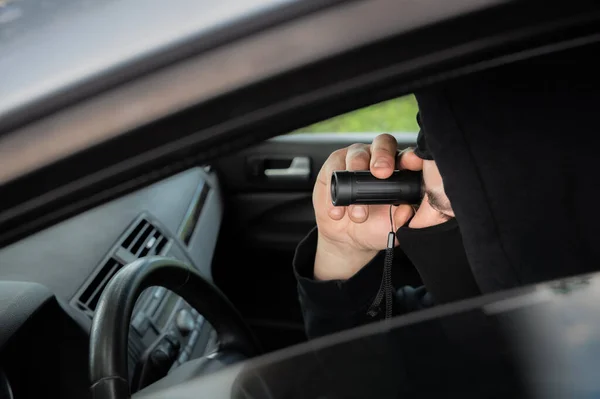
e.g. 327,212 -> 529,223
154,235 -> 167,255
122,218 -> 167,257
76,258 -> 123,316
74,215 -> 169,319
122,220 -> 145,249
129,224 -> 152,255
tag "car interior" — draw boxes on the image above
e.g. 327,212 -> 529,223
212,125 -> 422,352
2,1 -> 600,398
0,93 -> 420,396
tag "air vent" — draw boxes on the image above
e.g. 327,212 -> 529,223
76,258 -> 124,316
73,215 -> 170,318
122,218 -> 168,257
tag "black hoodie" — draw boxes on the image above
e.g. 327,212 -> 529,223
293,42 -> 600,339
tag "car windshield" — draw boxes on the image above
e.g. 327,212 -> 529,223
0,0 -> 295,121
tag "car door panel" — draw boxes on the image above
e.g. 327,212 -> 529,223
212,132 -> 417,351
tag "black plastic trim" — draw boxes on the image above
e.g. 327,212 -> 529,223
2,2 -> 600,249
178,182 -> 212,246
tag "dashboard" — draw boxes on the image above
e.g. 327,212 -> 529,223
0,166 -> 224,397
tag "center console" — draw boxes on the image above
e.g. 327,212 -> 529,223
71,182 -> 219,392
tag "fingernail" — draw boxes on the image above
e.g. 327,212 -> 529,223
373,158 -> 391,168
352,206 -> 366,218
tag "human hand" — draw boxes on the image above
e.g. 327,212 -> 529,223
313,134 -> 423,280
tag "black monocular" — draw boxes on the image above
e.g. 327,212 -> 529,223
331,170 -> 422,206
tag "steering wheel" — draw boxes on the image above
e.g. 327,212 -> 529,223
88,256 -> 261,399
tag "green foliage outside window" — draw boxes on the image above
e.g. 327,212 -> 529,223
295,95 -> 419,133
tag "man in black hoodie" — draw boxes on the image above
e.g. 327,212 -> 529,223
293,43 -> 600,340
293,126 -> 482,339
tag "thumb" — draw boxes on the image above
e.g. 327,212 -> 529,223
393,204 -> 414,231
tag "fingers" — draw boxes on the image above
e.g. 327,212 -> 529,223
393,204 -> 415,230
390,204 -> 415,246
316,137 -> 420,226
370,134 -> 398,179
397,147 -> 423,171
317,147 -> 348,187
345,144 -> 371,223
316,148 -> 348,220
345,143 -> 371,170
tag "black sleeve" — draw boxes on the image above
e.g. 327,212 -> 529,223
293,227 -> 433,339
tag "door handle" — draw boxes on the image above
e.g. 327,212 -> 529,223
264,156 -> 310,180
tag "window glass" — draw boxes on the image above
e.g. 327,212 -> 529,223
293,94 -> 419,133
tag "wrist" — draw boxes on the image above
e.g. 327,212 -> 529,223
314,235 -> 378,281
